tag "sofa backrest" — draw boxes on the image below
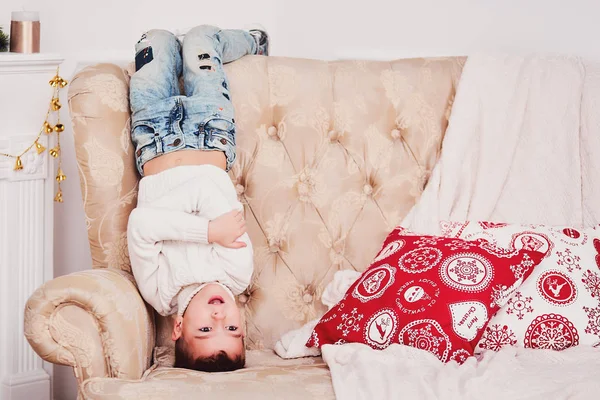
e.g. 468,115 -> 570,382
68,56 -> 464,350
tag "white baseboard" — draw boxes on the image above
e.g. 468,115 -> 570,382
1,369 -> 51,400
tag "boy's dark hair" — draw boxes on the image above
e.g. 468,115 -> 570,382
174,337 -> 245,372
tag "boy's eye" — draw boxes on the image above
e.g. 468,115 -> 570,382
199,327 -> 211,332
226,326 -> 238,331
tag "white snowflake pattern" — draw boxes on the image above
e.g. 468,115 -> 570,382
582,270 -> 600,299
414,236 -> 442,247
336,308 -> 364,337
506,291 -> 534,320
490,284 -> 506,308
490,283 -> 516,308
556,248 -> 581,272
525,315 -> 579,350
406,324 -> 444,356
583,306 -> 600,337
478,324 -> 517,351
399,247 -> 442,273
510,254 -> 535,280
444,239 -> 473,251
449,349 -> 471,364
533,323 -> 572,349
449,259 -> 483,283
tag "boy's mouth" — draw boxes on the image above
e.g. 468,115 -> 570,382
208,296 -> 225,305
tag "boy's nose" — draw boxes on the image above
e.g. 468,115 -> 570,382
212,311 -> 226,320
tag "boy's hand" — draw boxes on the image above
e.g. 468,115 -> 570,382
208,210 -> 247,249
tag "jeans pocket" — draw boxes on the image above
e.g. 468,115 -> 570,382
132,122 -> 157,158
203,119 -> 235,151
204,118 -> 234,133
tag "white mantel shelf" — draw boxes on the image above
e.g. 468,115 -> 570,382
0,53 -> 64,74
0,54 -> 62,400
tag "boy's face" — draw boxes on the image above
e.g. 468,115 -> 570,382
172,283 -> 244,359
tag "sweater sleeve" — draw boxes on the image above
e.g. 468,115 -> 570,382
127,207 -> 210,315
128,207 -> 210,244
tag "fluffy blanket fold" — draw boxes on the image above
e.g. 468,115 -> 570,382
322,343 -> 600,400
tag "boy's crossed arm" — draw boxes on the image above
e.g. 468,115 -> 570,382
128,207 -> 246,248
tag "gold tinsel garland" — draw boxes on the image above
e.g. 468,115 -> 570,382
0,68 -> 68,202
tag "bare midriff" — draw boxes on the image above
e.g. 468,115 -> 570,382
143,149 -> 227,176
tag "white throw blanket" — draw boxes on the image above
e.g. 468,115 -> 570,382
275,54 -> 600,399
403,54 -> 600,232
322,343 -> 600,400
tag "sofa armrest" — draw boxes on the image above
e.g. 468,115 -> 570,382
24,269 -> 155,382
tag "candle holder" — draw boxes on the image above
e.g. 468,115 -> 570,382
10,11 -> 40,53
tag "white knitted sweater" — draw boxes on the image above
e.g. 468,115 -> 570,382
127,165 -> 253,316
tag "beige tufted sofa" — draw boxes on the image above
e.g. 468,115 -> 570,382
24,56 -> 464,399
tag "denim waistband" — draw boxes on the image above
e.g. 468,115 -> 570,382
131,97 -> 236,176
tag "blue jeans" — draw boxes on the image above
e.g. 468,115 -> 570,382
130,25 -> 258,176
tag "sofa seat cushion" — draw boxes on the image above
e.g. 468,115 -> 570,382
80,350 -> 334,399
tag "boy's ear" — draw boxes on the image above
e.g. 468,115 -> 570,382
172,315 -> 184,341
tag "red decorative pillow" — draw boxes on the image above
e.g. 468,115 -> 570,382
306,229 -> 545,363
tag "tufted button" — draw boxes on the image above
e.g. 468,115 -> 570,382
297,182 -> 310,197
390,129 -> 401,140
268,237 -> 281,253
267,125 -> 279,140
302,293 -> 313,304
332,239 -> 345,254
363,184 -> 373,196
395,116 -> 409,130
297,171 -> 311,197
238,293 -> 249,304
236,184 -> 245,195
328,130 -> 339,142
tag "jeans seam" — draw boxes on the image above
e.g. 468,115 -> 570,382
172,39 -> 180,96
